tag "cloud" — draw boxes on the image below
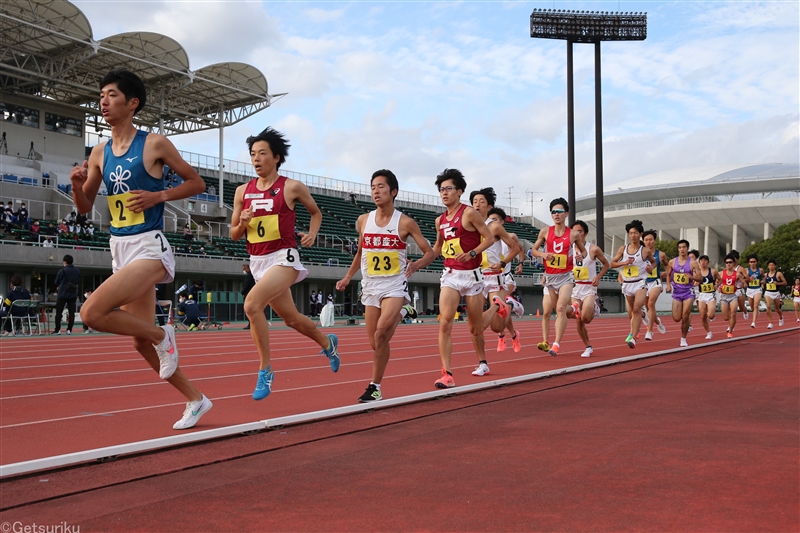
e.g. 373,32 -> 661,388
302,8 -> 345,23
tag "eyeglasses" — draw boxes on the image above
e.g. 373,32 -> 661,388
438,186 -> 456,193
550,209 -> 565,215
725,261 -> 734,264
748,260 -> 757,263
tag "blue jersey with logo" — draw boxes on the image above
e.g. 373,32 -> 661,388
103,130 -> 164,236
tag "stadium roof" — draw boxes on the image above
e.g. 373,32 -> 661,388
576,163 -> 800,212
0,0 -> 284,135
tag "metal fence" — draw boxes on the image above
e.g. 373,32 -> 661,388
578,191 -> 800,215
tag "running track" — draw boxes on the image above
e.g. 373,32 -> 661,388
1,316 -> 796,465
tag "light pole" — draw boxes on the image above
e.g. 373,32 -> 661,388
526,189 -> 544,228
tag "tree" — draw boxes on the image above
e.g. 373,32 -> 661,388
654,238 -> 678,259
741,219 -> 800,288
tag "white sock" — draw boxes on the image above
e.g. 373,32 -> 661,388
371,382 -> 381,390
399,308 -> 408,318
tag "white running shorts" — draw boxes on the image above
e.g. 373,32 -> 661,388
250,248 -> 308,284
572,283 -> 597,302
110,229 -> 175,284
621,279 -> 647,297
441,267 -> 484,297
361,278 -> 410,308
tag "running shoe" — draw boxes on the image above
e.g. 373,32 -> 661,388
537,341 -> 550,352
506,296 -> 524,317
320,333 -> 340,373
471,362 -> 491,376
153,324 -> 179,380
726,326 -> 730,332
188,324 -> 198,331
173,394 -> 213,430
358,383 -> 382,403
743,311 -> 749,320
253,367 -> 274,400
492,296 -> 510,318
594,301 -> 601,316
641,310 -> 650,327
571,301 -> 581,321
401,304 -> 418,320
727,332 -> 733,338
767,323 -> 773,329
705,332 -> 713,340
688,325 -> 693,332
497,335 -> 506,352
580,346 -> 593,358
750,323 -> 756,329
680,338 -> 688,347
644,331 -> 653,341
657,320 -> 666,335
511,333 -> 521,353
709,316 -> 716,322
434,367 -> 455,389
52,330 -> 60,335
625,333 -> 635,349
547,343 -> 559,357
778,318 -> 784,327
66,330 -> 72,335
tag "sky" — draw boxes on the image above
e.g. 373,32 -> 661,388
74,0 -> 799,216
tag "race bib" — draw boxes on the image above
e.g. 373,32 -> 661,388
647,267 -> 658,279
700,283 -> 715,293
622,265 -> 639,279
108,193 -> 145,228
573,266 -> 589,281
721,284 -> 735,294
673,272 -> 689,285
748,279 -> 761,287
766,283 -> 776,291
247,214 -> 280,244
548,254 -> 567,269
442,238 -> 463,259
481,252 -> 490,270
366,251 -> 401,276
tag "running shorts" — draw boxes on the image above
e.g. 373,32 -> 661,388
544,272 -> 574,296
361,277 -> 410,308
719,293 -> 738,306
504,272 -> 517,291
746,288 -> 762,299
110,229 -> 175,284
696,292 -> 716,304
621,279 -> 646,297
440,267 -> 484,297
572,283 -> 597,302
763,291 -> 782,301
482,271 -> 506,298
250,248 -> 308,284
645,278 -> 662,297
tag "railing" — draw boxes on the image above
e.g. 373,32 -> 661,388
204,220 -> 231,242
0,195 -> 101,226
578,190 -> 800,215
54,187 -> 102,227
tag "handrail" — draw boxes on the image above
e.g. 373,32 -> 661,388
578,190 -> 800,215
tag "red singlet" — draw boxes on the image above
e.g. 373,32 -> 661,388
439,204 -> 482,271
242,176 -> 297,256
544,226 -> 573,274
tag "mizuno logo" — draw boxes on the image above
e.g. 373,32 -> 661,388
125,156 -> 138,163
386,228 -> 395,233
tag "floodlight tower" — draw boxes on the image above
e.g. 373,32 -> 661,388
530,9 -> 646,246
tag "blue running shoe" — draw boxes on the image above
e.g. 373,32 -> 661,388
253,366 -> 274,400
320,333 -> 340,373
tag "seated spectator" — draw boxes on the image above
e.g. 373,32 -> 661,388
85,222 -> 95,238
199,245 -> 207,256
45,222 -> 57,236
177,292 -> 202,331
30,220 -> 40,235
42,236 -> 54,248
75,211 -> 87,225
3,202 -> 15,229
208,185 -> 216,196
16,203 -> 29,230
183,223 -> 193,242
1,275 -> 32,335
58,219 -> 68,236
66,211 -> 76,224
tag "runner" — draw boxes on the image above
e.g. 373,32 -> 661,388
665,240 -> 702,347
791,278 -> 800,322
529,198 -> 587,357
729,250 -> 749,322
431,169 -> 500,388
642,229 -> 668,340
336,169 -> 435,402
231,127 -> 341,401
570,220 -> 610,358
717,254 -> 745,338
71,69 -> 211,430
696,254 -> 718,340
487,208 -> 525,353
610,219 -> 656,349
745,254 -> 764,329
761,259 -> 786,329
687,249 -> 701,333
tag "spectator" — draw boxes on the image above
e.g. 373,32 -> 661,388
309,290 -> 318,317
241,264 -> 256,329
3,202 -> 14,230
66,211 -> 76,224
349,192 -> 357,204
199,245 -> 206,256
45,222 -> 57,236
316,290 -> 323,315
81,289 -> 94,333
67,220 -> 77,237
42,236 -> 54,248
1,275 -> 31,335
85,222 -> 95,238
188,279 -> 204,302
177,292 -> 203,331
183,223 -> 193,242
30,220 -> 40,236
53,254 -> 81,335
75,211 -> 87,225
58,219 -> 68,236
208,185 -> 216,196
16,202 -> 29,230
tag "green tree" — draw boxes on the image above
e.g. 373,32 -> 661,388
654,238 -> 678,259
741,219 -> 800,288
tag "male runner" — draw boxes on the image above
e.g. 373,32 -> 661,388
642,230 -> 668,340
717,254 -> 745,338
695,255 -> 718,340
487,208 -> 526,353
729,250 -> 749,321
72,69 -> 211,430
610,219 -> 656,349
530,198 -> 587,357
791,278 -> 800,322
336,169 -> 435,402
431,169 -> 499,388
762,259 -> 786,329
665,240 -> 702,347
570,220 -> 610,357
745,254 -> 764,328
231,127 -> 340,401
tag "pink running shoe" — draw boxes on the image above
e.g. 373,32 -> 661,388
497,336 -> 507,352
511,333 -> 521,353
492,296 -> 510,318
434,367 -> 455,389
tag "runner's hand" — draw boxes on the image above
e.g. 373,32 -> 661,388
298,232 -> 315,247
126,190 -> 164,213
70,161 -> 88,190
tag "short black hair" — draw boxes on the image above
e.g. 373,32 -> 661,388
767,258 -> 777,266
179,292 -> 188,298
725,253 -> 737,263
572,220 -> 589,234
747,254 -> 758,261
699,255 -> 709,262
194,279 -> 204,286
63,254 -> 74,265
99,69 -> 147,115
435,168 -> 466,192
689,249 -> 699,258
549,197 -> 568,212
469,187 -> 496,207
730,249 -> 740,260
246,127 -> 291,169
10,275 -> 22,287
487,207 -> 507,221
677,239 -> 690,249
643,229 -> 657,240
625,219 -> 644,234
371,170 -> 399,201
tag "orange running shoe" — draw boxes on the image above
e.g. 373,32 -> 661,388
571,301 -> 581,321
497,335 -> 507,352
434,367 -> 455,389
727,332 -> 733,338
492,296 -> 510,318
512,332 -> 521,353
547,343 -> 560,357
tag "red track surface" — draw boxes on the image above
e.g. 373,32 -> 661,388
0,328 -> 796,531
0,316 -> 797,466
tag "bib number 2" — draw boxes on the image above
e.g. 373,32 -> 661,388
109,193 -> 145,229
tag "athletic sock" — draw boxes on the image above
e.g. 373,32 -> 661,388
446,370 -> 453,376
511,333 -> 517,340
479,360 -> 487,366
399,308 -> 408,318
371,382 -> 381,390
553,342 -> 560,350
498,334 -> 505,339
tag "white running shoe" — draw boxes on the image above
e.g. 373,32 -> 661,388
580,346 -> 593,358
506,296 -> 525,318
705,332 -> 713,340
709,316 -> 716,322
726,326 -> 730,332
767,323 -> 773,329
471,362 -> 490,376
657,320 -> 666,335
594,302 -> 601,316
153,324 -> 179,380
680,338 -> 688,347
778,318 -> 784,327
688,325 -> 693,332
750,323 -> 756,329
644,331 -> 653,341
641,310 -> 650,327
743,311 -> 749,320
173,395 -> 213,430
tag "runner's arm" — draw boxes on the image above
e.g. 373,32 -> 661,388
230,185 -> 251,242
593,245 -> 610,286
71,145 -> 104,214
336,214 -> 366,291
289,181 -> 321,248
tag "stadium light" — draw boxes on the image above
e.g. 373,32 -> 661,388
530,9 -> 646,247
